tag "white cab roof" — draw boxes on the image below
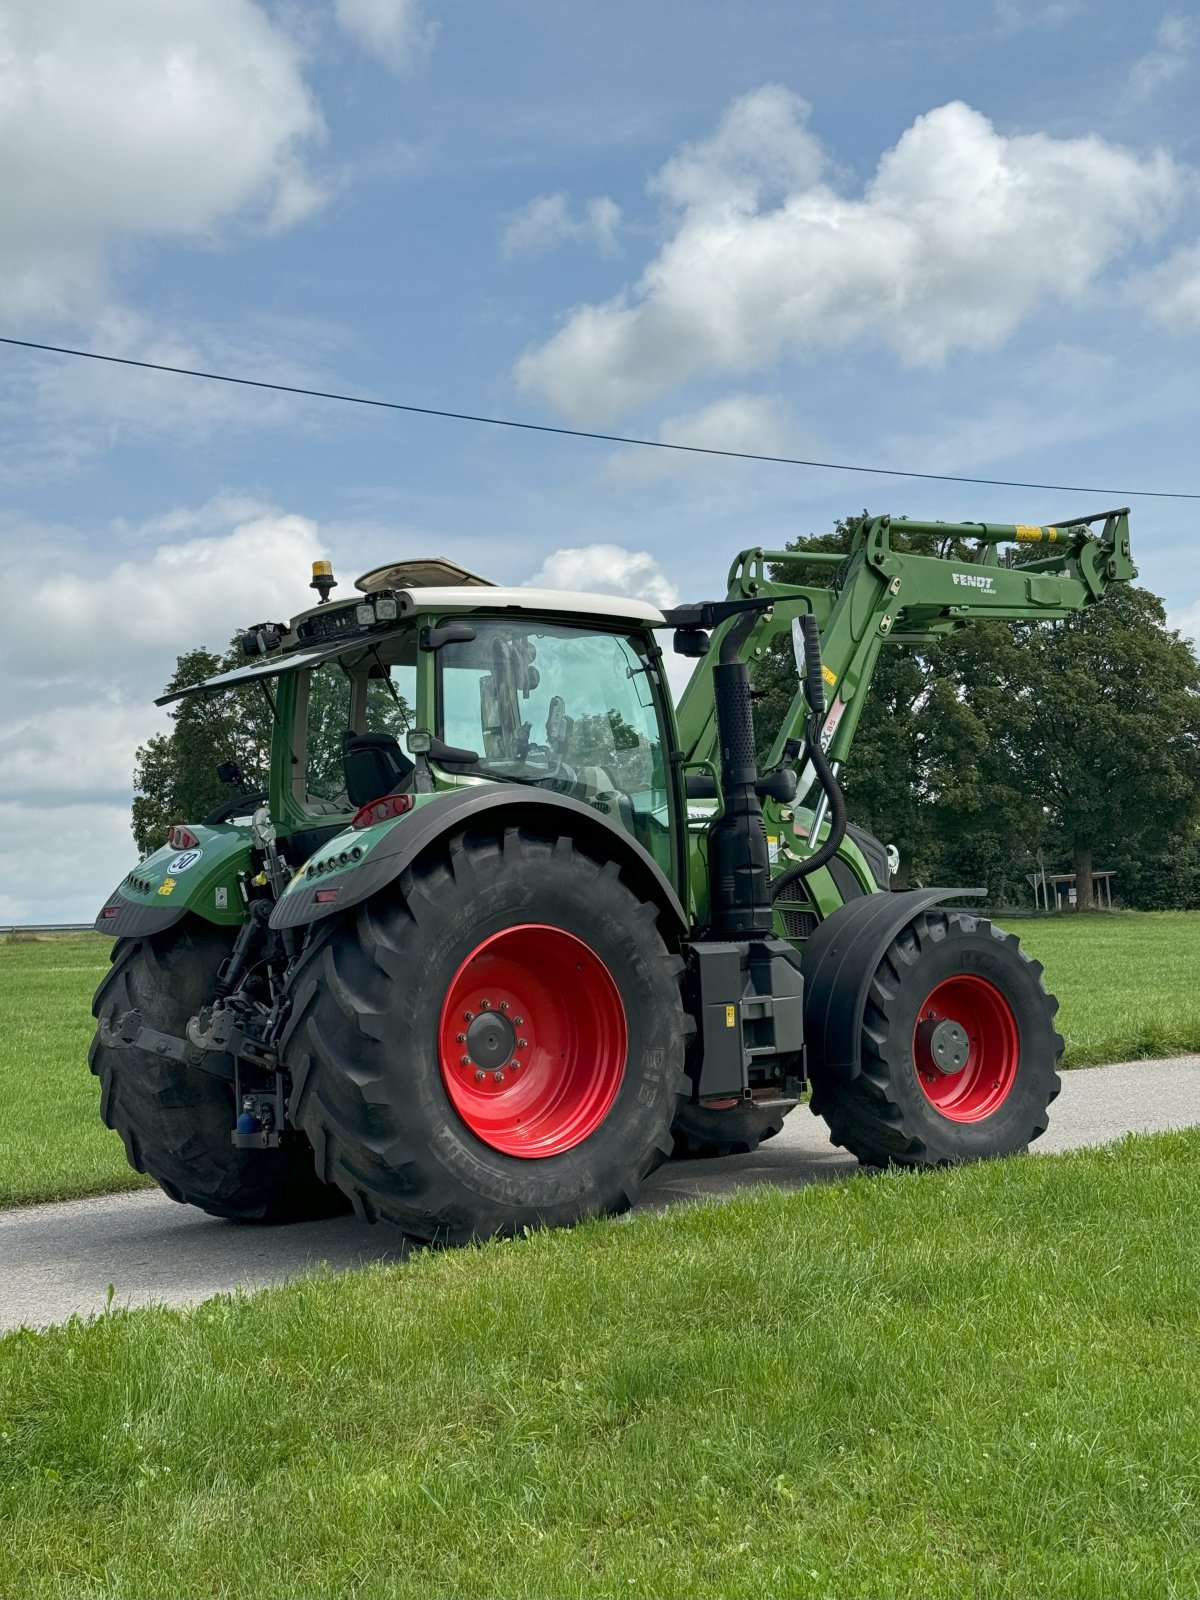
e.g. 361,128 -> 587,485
398,586 -> 666,627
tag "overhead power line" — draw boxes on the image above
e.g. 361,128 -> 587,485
2,333 -> 1197,502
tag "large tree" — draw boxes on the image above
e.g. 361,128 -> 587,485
131,641 -> 273,854
752,518 -> 1200,909
1012,585 -> 1200,907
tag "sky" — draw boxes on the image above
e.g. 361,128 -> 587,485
2,0 -> 1199,923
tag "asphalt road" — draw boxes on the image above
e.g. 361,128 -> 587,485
4,1055 -> 1200,1333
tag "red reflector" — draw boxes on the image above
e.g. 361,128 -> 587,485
352,793 -> 414,830
168,826 -> 199,849
314,889 -> 340,903
101,906 -> 119,919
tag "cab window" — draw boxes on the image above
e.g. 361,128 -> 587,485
297,636 -> 418,811
438,622 -> 672,873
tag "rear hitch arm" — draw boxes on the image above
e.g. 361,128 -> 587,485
98,1009 -> 235,1082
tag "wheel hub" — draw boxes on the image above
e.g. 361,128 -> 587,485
916,1016 -> 970,1075
911,974 -> 1020,1122
464,1009 -> 515,1071
437,924 -> 627,1158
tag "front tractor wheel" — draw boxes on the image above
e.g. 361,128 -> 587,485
282,829 -> 690,1243
810,910 -> 1062,1167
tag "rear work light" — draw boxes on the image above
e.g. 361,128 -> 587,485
168,826 -> 199,849
352,793 -> 414,830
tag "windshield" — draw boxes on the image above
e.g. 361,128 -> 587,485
437,621 -> 672,872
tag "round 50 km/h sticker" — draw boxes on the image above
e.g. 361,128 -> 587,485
166,848 -> 204,874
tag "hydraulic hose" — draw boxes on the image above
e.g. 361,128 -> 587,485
769,711 -> 848,900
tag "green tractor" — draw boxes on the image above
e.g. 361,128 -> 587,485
92,510 -> 1134,1241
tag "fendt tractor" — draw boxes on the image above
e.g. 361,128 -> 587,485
92,510 -> 1134,1242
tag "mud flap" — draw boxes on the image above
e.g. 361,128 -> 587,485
801,887 -> 984,1082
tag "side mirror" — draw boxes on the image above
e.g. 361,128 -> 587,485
755,768 -> 799,803
673,629 -> 711,658
420,619 -> 477,650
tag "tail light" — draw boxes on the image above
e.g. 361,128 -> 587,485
352,793 -> 414,830
168,826 -> 199,849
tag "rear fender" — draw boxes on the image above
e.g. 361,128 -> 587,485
95,824 -> 253,937
802,887 -> 984,1082
270,786 -> 688,934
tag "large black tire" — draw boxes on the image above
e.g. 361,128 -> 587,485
90,920 -> 347,1221
671,1100 -> 788,1159
810,909 -> 1062,1167
282,827 -> 690,1243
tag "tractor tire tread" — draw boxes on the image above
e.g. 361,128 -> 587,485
813,913 -> 1061,1170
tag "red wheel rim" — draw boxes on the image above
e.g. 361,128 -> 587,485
912,975 -> 1019,1123
437,924 -> 627,1158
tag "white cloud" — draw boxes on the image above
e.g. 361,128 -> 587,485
516,89 -> 1180,424
334,0 -> 436,74
1125,13 -> 1195,105
607,393 -> 793,482
526,545 -> 679,610
1138,241 -> 1200,332
0,0 -> 325,322
0,504 -> 332,920
1,516 -> 325,679
501,194 -> 623,260
0,802 -> 136,926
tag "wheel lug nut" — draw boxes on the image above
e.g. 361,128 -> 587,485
499,1002 -> 509,1012
464,1011 -> 474,1022
513,1016 -> 524,1027
475,1070 -> 485,1082
456,1033 -> 466,1043
481,1000 -> 492,1011
517,1038 -> 528,1050
460,1055 -> 471,1067
493,1071 -> 505,1084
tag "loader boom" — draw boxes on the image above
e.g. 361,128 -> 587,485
674,509 -> 1134,785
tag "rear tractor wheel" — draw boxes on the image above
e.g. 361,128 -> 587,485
283,828 -> 690,1243
90,921 -> 346,1221
811,910 -> 1062,1167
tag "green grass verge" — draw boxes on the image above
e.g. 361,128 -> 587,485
3,1129 -> 1200,1597
0,934 -> 151,1209
999,910 -> 1200,1068
2,911 -> 1199,1209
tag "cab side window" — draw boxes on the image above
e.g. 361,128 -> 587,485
304,661 -> 353,803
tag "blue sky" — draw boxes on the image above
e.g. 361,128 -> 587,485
1,0 -> 1198,920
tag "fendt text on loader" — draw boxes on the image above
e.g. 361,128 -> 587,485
91,510 -> 1134,1241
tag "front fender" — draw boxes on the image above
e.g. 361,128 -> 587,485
94,823 -> 253,937
271,787 -> 688,933
801,887 -> 985,1082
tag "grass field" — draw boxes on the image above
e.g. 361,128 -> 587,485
3,1127 -> 1200,1597
0,934 -> 151,1209
2,910 -> 1199,1209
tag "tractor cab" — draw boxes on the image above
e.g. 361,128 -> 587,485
152,559 -> 684,891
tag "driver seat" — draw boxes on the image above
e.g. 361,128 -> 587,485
342,731 -> 414,808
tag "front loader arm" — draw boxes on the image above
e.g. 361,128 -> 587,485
673,508 -> 1133,782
